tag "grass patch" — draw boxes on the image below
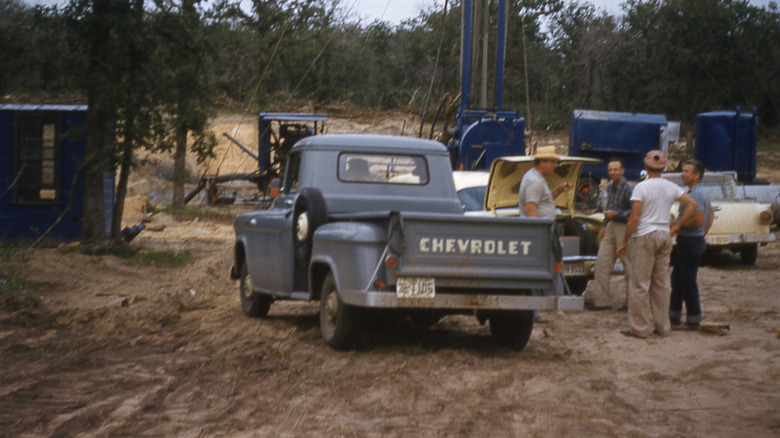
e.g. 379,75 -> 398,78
757,137 -> 780,153
116,247 -> 195,267
0,244 -> 39,308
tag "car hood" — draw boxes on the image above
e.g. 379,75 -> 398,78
484,156 -> 602,212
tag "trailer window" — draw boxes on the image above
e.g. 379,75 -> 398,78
14,117 -> 60,204
338,153 -> 428,185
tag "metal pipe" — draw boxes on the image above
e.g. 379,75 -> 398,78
222,132 -> 259,161
460,0 -> 473,116
495,0 -> 507,108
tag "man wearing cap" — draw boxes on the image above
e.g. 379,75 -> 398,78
519,145 -> 572,323
616,150 -> 698,338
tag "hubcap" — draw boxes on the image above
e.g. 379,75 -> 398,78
325,289 -> 339,322
241,269 -> 253,298
296,212 -> 309,242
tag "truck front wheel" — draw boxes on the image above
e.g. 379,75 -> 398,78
489,311 -> 534,351
319,273 -> 357,350
239,262 -> 271,317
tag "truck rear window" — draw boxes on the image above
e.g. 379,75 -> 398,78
339,153 -> 429,185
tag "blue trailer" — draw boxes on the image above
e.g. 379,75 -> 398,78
569,109 -> 670,182
0,104 -> 113,242
695,107 -> 758,183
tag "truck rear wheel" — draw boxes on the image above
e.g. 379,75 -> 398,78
239,262 -> 271,317
489,311 -> 534,351
319,273 -> 357,350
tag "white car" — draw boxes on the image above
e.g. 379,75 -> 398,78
663,171 -> 775,264
453,156 -> 604,295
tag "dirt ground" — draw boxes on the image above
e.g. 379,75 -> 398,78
2,112 -> 780,437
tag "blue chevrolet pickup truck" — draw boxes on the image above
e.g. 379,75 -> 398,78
231,134 -> 583,350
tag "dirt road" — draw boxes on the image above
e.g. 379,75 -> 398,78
2,207 -> 779,437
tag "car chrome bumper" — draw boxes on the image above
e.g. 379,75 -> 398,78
706,232 -> 776,246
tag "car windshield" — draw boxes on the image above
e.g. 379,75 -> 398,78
457,186 -> 487,212
662,173 -> 738,200
338,153 -> 429,185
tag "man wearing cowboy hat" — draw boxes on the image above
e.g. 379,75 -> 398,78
616,150 -> 698,339
518,145 -> 573,218
518,145 -> 572,323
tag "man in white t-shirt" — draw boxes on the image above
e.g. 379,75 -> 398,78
616,150 -> 698,338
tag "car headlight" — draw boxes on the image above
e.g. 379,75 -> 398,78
759,210 -> 773,226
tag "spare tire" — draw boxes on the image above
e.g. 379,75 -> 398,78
562,218 -> 597,255
293,187 -> 328,265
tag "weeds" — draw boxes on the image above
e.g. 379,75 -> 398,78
0,244 -> 39,308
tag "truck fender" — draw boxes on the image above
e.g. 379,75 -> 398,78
309,258 -> 339,301
230,240 -> 248,280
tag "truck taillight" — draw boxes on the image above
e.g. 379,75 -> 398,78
555,262 -> 563,273
374,279 -> 386,290
759,210 -> 772,225
385,255 -> 397,268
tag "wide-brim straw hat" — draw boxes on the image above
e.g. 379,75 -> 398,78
534,145 -> 561,161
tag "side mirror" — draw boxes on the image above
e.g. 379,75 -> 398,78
269,177 -> 282,198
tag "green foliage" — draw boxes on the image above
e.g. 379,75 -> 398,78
0,245 -> 39,307
4,0 -> 780,134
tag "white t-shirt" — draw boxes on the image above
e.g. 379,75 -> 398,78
630,177 -> 686,237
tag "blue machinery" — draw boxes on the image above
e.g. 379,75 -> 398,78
448,0 -> 525,171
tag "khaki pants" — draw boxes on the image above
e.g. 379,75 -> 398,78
627,230 -> 673,337
591,221 -> 630,307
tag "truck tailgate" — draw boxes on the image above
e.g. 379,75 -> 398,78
393,212 -> 558,290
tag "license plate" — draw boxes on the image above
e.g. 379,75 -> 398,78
396,277 -> 436,299
564,263 -> 585,275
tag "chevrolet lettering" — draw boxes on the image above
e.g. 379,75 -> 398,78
418,237 -> 531,255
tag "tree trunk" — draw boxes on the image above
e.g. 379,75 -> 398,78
81,90 -> 109,245
111,142 -> 133,239
172,122 -> 188,209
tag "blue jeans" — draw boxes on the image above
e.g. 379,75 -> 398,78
670,235 -> 706,324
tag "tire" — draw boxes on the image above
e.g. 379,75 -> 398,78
740,244 -> 758,265
239,262 -> 271,317
562,218 -> 597,255
565,277 -> 589,296
293,187 -> 328,265
489,311 -> 534,351
319,273 -> 357,350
